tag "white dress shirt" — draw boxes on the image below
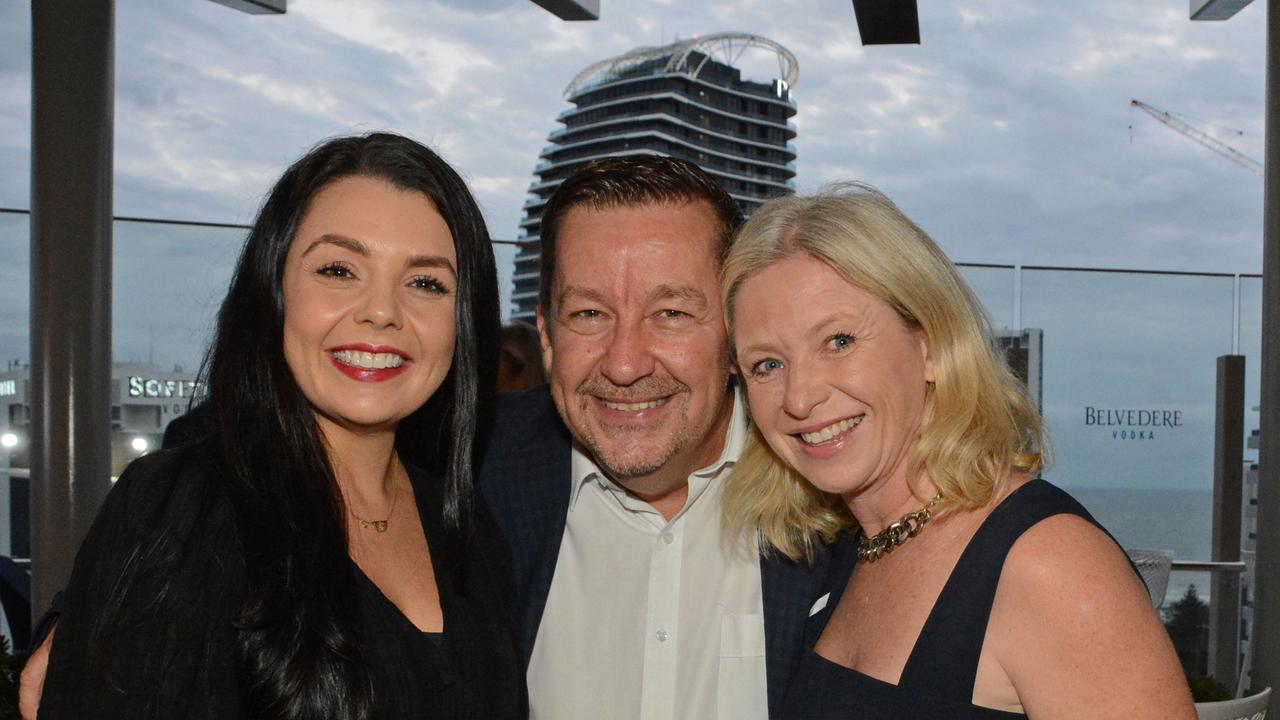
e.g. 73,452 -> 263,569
527,393 -> 767,720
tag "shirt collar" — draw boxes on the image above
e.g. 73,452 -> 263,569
568,387 -> 748,510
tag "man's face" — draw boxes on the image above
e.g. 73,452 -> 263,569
538,201 -> 734,498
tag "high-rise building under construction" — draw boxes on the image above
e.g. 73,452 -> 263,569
509,32 -> 799,321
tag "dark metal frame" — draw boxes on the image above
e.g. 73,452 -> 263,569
1248,0 -> 1280,694
850,0 -> 921,45
29,0 -> 116,620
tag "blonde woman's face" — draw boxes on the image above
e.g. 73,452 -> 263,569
732,253 -> 933,501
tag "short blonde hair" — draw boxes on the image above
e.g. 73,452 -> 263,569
721,184 -> 1045,562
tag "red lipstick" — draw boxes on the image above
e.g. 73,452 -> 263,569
328,343 -> 412,383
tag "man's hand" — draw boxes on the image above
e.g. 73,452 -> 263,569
19,625 -> 54,720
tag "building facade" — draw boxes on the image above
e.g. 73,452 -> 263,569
0,362 -> 199,558
510,32 -> 799,321
997,327 -> 1045,414
1240,429 -> 1260,695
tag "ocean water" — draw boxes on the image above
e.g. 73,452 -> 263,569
1063,485 -> 1215,607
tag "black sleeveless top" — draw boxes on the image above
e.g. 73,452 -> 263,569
781,480 -> 1114,719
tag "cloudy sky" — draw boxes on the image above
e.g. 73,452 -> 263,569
1,0 -> 1268,266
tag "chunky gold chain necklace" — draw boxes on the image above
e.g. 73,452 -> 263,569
857,494 -> 942,562
351,487 -> 399,533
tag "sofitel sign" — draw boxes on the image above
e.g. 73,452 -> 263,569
1084,406 -> 1183,440
128,377 -> 200,399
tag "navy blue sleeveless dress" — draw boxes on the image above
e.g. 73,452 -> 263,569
781,479 -> 1116,719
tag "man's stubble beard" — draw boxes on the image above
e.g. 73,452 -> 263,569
575,392 -> 692,483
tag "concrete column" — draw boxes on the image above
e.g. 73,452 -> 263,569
1249,0 -> 1280,695
29,0 -> 115,619
1210,355 -> 1244,690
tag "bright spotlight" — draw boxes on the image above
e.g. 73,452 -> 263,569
131,437 -> 149,453
0,433 -> 16,449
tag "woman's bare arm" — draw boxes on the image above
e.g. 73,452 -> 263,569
987,513 -> 1196,720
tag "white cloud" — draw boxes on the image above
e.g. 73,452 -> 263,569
470,175 -> 521,194
294,0 -> 496,95
204,66 -> 341,116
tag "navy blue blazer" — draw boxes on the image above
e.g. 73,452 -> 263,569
478,387 -> 856,719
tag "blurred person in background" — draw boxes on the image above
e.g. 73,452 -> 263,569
497,320 -> 546,393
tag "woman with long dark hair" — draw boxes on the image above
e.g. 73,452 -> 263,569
37,133 -> 524,719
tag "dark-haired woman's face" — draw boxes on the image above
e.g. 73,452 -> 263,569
281,175 -> 458,437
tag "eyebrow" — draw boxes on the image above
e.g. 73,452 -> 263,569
803,311 -> 866,340
302,233 -> 367,257
735,312 -> 854,356
301,233 -> 457,278
652,284 -> 708,307
406,254 -> 458,278
556,284 -> 708,308
557,285 -> 607,306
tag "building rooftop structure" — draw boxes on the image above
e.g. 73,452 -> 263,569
510,32 -> 799,321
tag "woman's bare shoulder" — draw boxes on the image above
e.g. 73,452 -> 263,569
987,509 -> 1195,719
1004,511 -> 1140,594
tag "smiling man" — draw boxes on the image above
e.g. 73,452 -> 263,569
543,199 -> 733,518
478,156 -> 853,720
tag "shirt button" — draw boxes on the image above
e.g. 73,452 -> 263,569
661,532 -> 674,545
655,630 -> 669,643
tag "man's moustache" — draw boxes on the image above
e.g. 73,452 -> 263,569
577,379 -> 687,401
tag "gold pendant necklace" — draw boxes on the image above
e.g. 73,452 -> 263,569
857,494 -> 942,562
351,487 -> 399,533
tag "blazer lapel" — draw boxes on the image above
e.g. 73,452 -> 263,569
760,533 -> 857,718
478,388 -> 575,666
514,442 -> 571,665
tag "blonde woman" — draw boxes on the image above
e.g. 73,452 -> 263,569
721,185 -> 1194,719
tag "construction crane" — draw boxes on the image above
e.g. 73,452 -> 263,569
1130,99 -> 1263,176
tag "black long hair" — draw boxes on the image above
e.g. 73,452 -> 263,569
202,132 -> 498,718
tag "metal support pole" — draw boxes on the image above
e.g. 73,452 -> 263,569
1249,0 -> 1280,695
29,0 -> 115,620
1210,355 -> 1244,690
